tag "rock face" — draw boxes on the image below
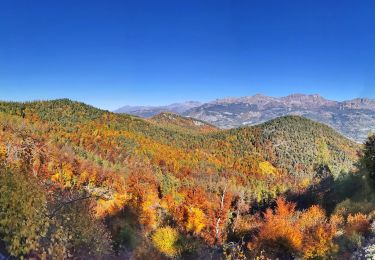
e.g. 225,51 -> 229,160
183,94 -> 375,143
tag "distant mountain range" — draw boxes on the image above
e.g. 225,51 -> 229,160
115,94 -> 375,142
114,101 -> 202,117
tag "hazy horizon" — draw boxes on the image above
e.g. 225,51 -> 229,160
1,92 -> 375,111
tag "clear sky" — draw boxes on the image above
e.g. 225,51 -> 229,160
1,0 -> 374,110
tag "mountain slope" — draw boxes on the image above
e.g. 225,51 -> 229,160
183,94 -> 375,142
0,99 -> 358,188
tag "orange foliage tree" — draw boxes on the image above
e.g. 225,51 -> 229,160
250,197 -> 339,259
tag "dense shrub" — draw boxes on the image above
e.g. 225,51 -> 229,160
346,213 -> 371,235
363,134 -> 375,182
0,168 -> 64,257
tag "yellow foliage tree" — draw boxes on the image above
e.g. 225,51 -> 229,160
186,207 -> 206,234
140,192 -> 160,231
0,143 -> 7,164
95,192 -> 128,217
151,227 -> 180,257
62,164 -> 73,187
259,161 -> 277,175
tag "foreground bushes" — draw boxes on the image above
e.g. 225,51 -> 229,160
249,197 -> 338,258
0,167 -> 113,258
0,168 -> 56,257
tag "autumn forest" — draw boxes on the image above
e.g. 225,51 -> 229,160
0,99 -> 374,259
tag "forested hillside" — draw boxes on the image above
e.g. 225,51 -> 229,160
1,99 -> 372,259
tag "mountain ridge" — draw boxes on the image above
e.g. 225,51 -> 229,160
114,94 -> 375,142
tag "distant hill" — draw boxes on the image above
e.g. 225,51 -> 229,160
149,112 -> 218,133
240,116 -> 358,177
114,101 -> 202,117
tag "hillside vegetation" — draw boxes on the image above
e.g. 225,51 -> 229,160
0,99 -> 369,259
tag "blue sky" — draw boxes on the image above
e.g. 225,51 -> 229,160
1,0 -> 374,110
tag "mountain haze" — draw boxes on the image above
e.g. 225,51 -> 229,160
114,101 -> 202,117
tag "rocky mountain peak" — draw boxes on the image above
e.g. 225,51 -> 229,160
280,94 -> 336,107
341,98 -> 375,110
